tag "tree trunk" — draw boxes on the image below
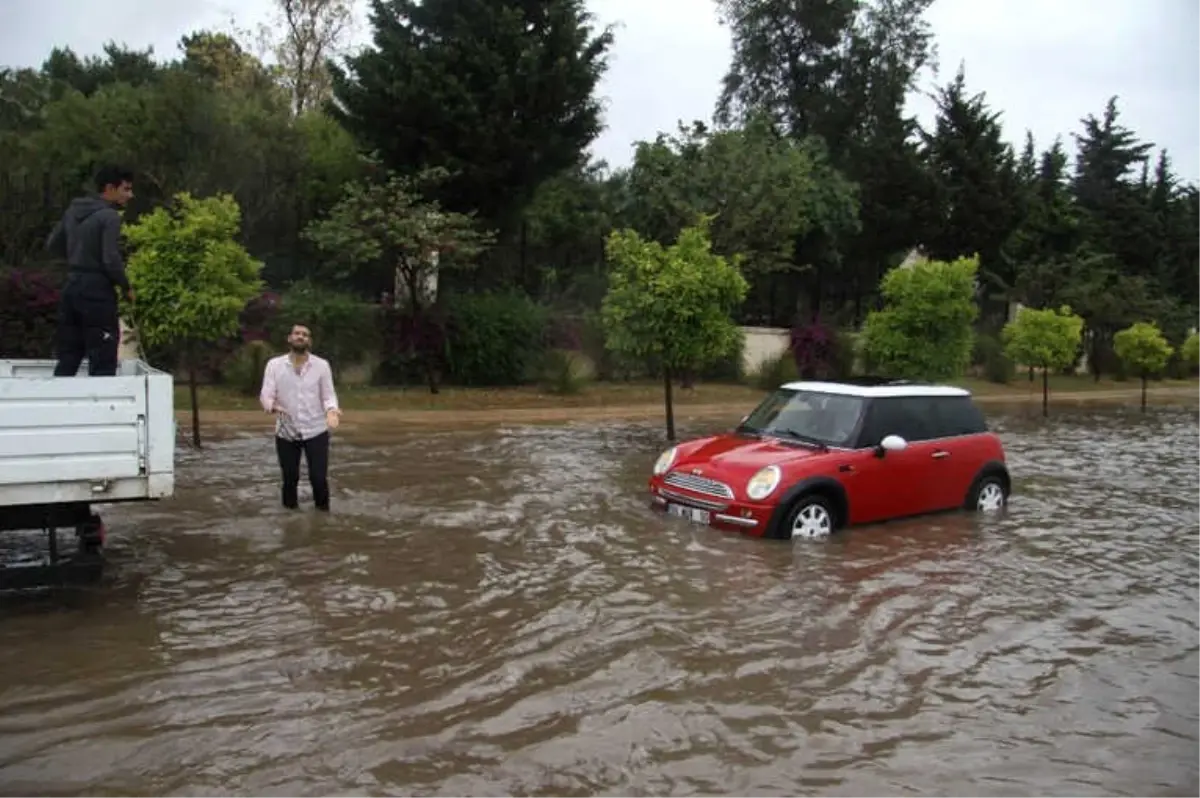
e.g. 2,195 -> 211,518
663,364 -> 676,441
188,361 -> 202,448
425,348 -> 440,395
1140,374 -> 1147,412
1041,367 -> 1049,418
403,265 -> 439,395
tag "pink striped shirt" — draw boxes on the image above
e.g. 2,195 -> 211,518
259,353 -> 340,440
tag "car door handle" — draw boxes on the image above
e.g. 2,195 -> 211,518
932,450 -> 951,459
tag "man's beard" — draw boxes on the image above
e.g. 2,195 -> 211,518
289,343 -> 310,354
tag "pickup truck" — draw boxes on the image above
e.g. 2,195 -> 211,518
0,358 -> 176,587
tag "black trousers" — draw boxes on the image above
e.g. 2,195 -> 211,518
53,285 -> 120,377
275,431 -> 331,511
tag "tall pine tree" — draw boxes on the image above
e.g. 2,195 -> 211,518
920,64 -> 1022,315
327,0 -> 613,235
713,0 -> 938,321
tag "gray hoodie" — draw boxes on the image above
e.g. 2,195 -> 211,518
46,195 -> 130,297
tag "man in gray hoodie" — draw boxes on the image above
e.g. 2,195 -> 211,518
46,165 -> 136,377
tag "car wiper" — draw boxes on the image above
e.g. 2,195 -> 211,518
770,428 -> 829,451
735,423 -> 761,437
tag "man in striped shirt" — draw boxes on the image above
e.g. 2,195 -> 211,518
259,323 -> 342,512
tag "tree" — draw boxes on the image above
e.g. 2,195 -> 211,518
327,0 -> 613,233
1112,321 -> 1174,411
860,255 -> 980,381
303,168 -> 495,393
621,116 -> 860,273
615,116 -> 859,325
714,0 -> 935,151
1182,331 -> 1200,376
124,192 -> 265,446
601,220 -> 748,440
1004,137 -> 1082,310
1071,97 -> 1156,280
1000,305 -> 1084,417
713,0 -> 940,319
921,64 -> 1023,321
261,0 -> 355,115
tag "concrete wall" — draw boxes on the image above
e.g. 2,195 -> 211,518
740,326 -> 790,374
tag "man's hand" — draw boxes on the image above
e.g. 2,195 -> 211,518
326,408 -> 341,430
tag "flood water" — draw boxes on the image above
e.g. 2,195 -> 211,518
0,404 -> 1196,797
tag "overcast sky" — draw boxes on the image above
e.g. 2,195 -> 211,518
2,0 -> 1197,183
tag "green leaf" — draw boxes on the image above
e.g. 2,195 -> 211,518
1000,305 -> 1085,371
124,192 -> 264,352
1112,321 -> 1173,377
600,219 -> 748,372
860,255 -> 981,381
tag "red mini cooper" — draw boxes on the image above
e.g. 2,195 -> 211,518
648,378 -> 1011,540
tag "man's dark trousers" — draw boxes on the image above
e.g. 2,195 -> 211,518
275,431 -> 331,511
53,278 -> 120,377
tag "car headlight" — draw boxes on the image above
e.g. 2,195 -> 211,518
746,465 -> 782,500
653,446 -> 678,476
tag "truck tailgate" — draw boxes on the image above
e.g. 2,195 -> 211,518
0,359 -> 176,508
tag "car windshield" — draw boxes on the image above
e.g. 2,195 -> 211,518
737,388 -> 865,448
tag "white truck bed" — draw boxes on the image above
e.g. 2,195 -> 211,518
0,359 -> 176,509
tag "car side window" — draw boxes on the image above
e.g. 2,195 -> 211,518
929,396 -> 989,438
855,397 -> 936,446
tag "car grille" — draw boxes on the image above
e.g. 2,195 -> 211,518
664,471 -> 735,500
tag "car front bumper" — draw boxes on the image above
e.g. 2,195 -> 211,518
647,479 -> 773,536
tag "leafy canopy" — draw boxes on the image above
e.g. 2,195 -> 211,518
601,219 -> 748,371
303,168 -> 495,302
860,254 -> 980,380
269,280 -> 382,377
124,192 -> 264,350
1182,331 -> 1200,372
1112,321 -> 1173,376
327,0 -> 613,229
618,115 -> 860,277
1000,305 -> 1084,371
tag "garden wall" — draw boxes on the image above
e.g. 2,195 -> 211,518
740,326 -> 791,375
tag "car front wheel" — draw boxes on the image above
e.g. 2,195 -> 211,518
783,494 -> 837,540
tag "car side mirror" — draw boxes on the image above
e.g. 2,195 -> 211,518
875,434 -> 908,458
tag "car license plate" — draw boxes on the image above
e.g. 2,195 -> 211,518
667,503 -> 710,525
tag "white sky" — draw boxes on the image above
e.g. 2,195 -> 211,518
2,0 -> 1197,183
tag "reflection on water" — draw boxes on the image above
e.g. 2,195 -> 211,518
0,405 -> 1196,796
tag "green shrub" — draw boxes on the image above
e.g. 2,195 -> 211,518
1182,331 -> 1200,375
443,290 -> 549,386
222,340 -> 274,396
973,332 -> 1015,384
269,280 -> 381,378
534,348 -> 594,395
372,306 -> 449,388
575,309 -> 644,381
829,328 -> 859,379
696,328 -> 745,383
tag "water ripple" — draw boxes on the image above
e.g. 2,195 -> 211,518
0,405 -> 1196,796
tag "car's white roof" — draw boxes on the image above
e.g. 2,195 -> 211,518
779,380 -> 971,398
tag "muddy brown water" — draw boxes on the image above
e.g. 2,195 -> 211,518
0,404 -> 1196,797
